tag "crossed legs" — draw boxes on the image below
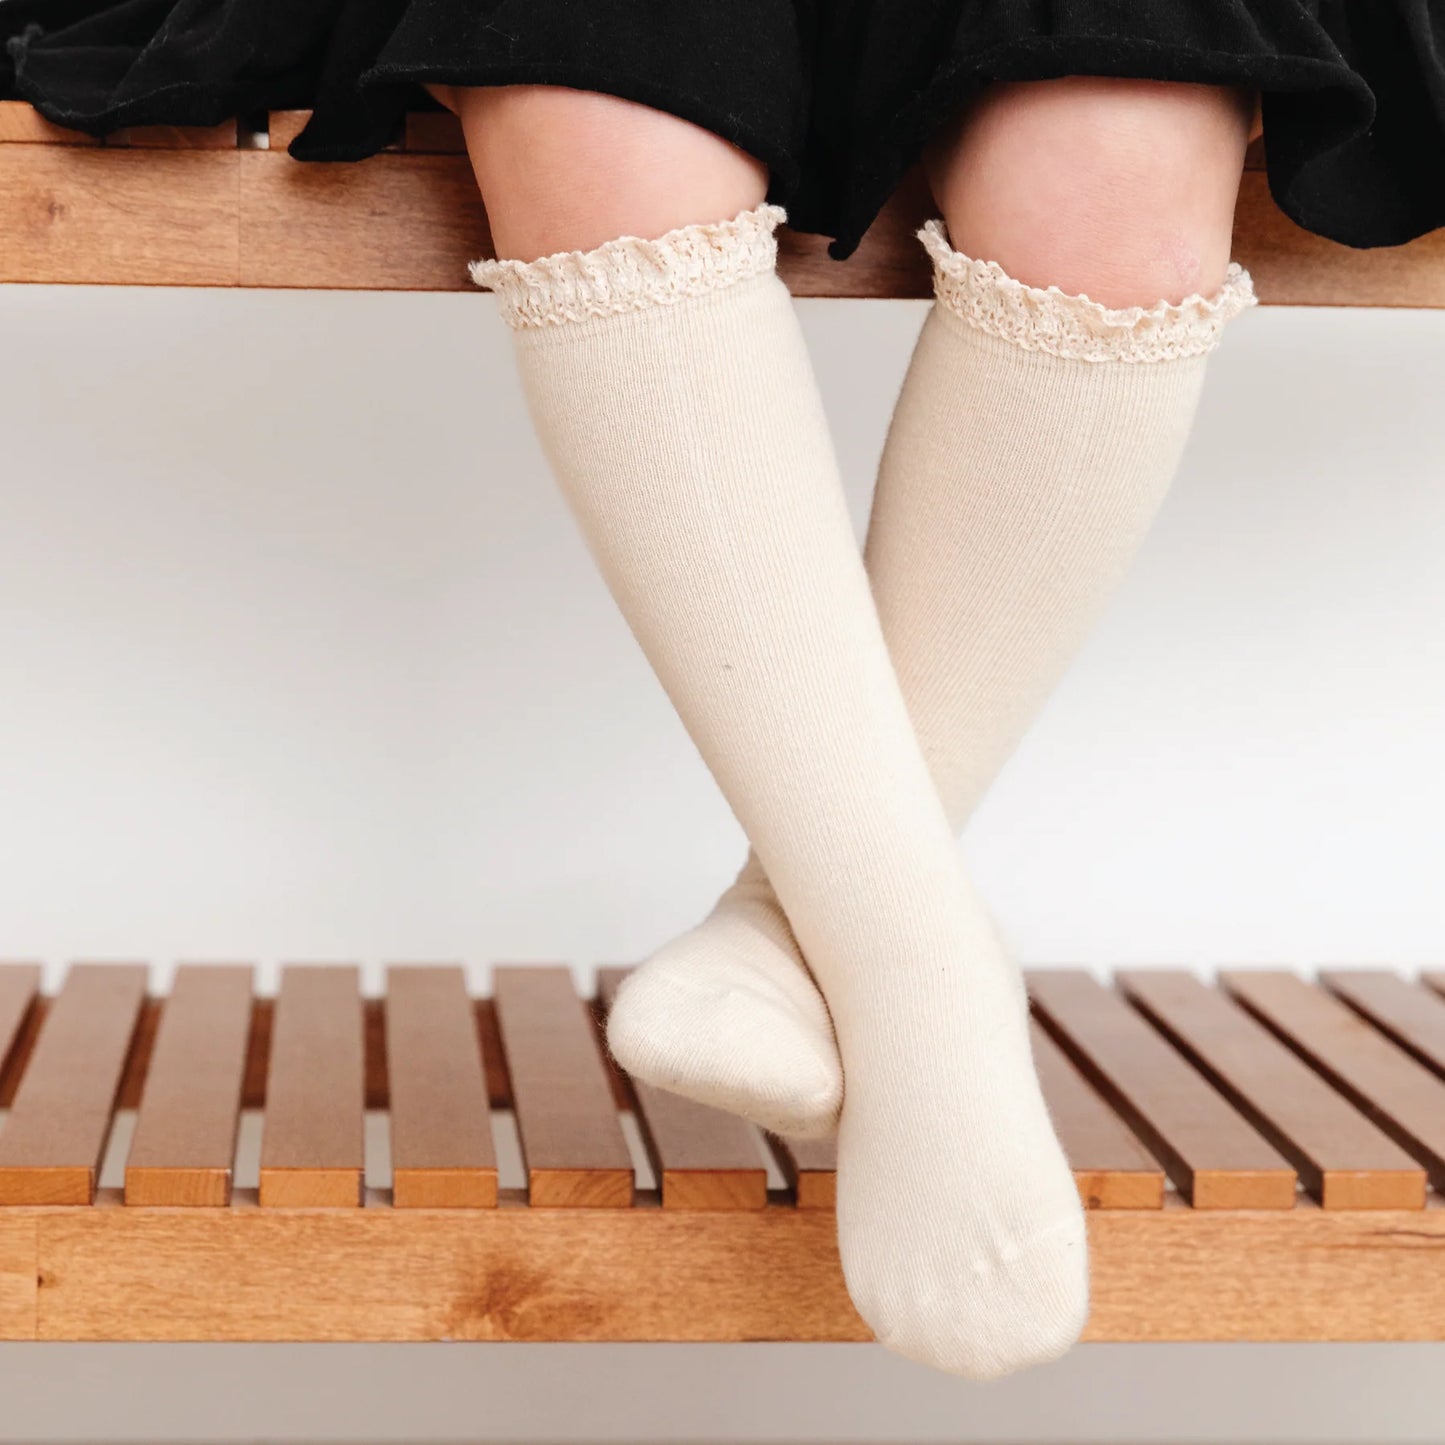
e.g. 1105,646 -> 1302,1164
453,78 -> 1254,1376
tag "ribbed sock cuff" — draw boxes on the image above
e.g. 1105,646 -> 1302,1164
470,203 -> 787,330
918,219 -> 1256,363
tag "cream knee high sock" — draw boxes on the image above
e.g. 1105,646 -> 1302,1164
608,220 -> 1256,1137
476,205 -> 1088,1377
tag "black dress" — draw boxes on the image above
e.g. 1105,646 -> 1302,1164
3,0 -> 1443,258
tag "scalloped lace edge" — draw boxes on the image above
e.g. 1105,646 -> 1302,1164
470,204 -> 786,328
919,220 -> 1256,362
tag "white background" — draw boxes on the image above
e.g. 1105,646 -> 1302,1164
0,283 -> 1441,1441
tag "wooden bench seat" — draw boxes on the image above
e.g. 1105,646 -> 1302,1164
4,102 -> 1445,304
1,960 -> 1442,1344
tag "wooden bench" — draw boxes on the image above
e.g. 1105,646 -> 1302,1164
2,101 -> 1443,1353
0,961 -> 1443,1344
3,102 -> 1445,304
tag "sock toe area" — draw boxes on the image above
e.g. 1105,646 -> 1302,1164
850,1212 -> 1089,1380
604,957 -> 843,1136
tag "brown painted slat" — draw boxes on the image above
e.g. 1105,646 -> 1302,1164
124,966 -> 255,1207
1323,970 -> 1445,1079
596,970 -> 766,1210
491,967 -> 632,1207
385,966 -> 497,1208
1030,1018 -> 1165,1210
258,966 -> 364,1208
1423,970 -> 1445,1002
1028,970 -> 1296,1209
1223,969 -> 1445,1191
0,967 -> 41,1092
0,964 -> 149,1204
767,1134 -> 836,1210
1121,971 -> 1425,1210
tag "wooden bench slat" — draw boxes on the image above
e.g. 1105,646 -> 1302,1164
492,967 -> 632,1208
767,1134 -> 837,1210
1030,1018 -> 1165,1210
0,964 -> 149,1204
258,966 -> 364,1208
596,970 -> 766,1210
1120,970 -> 1425,1210
1223,969 -> 1445,1190
124,965 -> 254,1206
1027,970 -> 1296,1209
0,966 -> 41,1095
1322,970 -> 1445,1079
385,966 -> 497,1208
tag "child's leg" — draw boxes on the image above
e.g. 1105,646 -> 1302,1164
464,83 -> 1085,1376
609,78 -> 1257,1136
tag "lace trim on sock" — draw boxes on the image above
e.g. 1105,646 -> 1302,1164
919,219 -> 1256,363
470,203 -> 786,329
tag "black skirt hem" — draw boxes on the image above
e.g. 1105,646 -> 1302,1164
826,38 -> 1380,259
336,57 -> 803,209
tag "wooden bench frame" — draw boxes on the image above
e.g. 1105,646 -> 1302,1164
2,100 -> 1443,1353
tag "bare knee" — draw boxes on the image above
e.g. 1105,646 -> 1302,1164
452,85 -> 769,260
925,77 -> 1255,307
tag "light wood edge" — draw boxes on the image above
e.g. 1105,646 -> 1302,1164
393,1168 -> 499,1210
0,1167 -> 93,1207
124,1167 -> 231,1209
257,1169 -> 363,1209
527,1168 -> 634,1209
12,1197 -> 1445,1343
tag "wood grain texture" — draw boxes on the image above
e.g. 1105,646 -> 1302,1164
768,1135 -> 837,1209
1030,1019 -> 1165,1210
237,149 -> 490,290
1224,970 -> 1445,1190
3,122 -> 1444,303
1028,970 -> 1296,1209
0,100 -> 96,144
258,966 -> 364,1208
0,1217 -> 38,1341
266,111 -> 310,150
13,1196 -> 1444,1343
492,967 -> 633,1208
124,965 -> 254,1207
1323,970 -> 1445,1079
107,122 -> 237,149
0,146 -> 240,285
0,965 -> 149,1205
596,970 -> 766,1210
385,966 -> 497,1208
1120,970 -> 1425,1210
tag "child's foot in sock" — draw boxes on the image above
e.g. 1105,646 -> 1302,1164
827,873 -> 1087,1378
607,862 -> 841,1138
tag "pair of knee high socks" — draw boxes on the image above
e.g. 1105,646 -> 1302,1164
473,205 -> 1254,1378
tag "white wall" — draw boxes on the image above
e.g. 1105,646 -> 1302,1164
0,283 -> 1442,1441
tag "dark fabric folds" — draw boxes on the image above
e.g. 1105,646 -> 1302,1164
3,0 -> 1442,257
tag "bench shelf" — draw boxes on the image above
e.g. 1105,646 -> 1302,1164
1,961 -> 1443,1344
